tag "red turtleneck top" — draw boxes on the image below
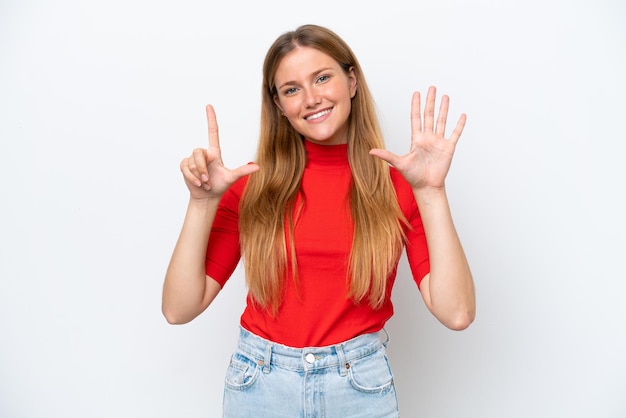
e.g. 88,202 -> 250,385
205,140 -> 430,347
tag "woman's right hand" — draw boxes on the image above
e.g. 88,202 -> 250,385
180,105 -> 260,201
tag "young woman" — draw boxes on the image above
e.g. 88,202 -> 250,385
162,24 -> 475,417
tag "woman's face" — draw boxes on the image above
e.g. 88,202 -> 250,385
273,46 -> 357,146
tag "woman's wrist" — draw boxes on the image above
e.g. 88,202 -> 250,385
412,186 -> 448,206
188,195 -> 221,209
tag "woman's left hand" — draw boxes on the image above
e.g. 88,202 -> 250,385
369,86 -> 466,190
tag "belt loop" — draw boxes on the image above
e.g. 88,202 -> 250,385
381,328 -> 390,347
262,343 -> 272,374
336,344 -> 348,377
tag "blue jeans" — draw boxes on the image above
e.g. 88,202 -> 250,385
222,327 -> 400,417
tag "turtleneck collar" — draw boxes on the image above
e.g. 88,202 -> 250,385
304,139 -> 349,169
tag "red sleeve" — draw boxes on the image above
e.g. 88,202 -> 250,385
391,168 -> 430,289
404,199 -> 430,289
204,176 -> 248,287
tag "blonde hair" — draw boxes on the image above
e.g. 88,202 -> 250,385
239,24 -> 406,315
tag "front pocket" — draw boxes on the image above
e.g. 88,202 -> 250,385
347,348 -> 395,394
224,352 -> 261,390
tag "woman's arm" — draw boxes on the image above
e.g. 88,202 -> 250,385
161,105 -> 259,324
413,188 -> 474,330
370,86 -> 475,330
162,198 -> 223,324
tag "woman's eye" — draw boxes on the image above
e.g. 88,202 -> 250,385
316,75 -> 330,83
284,87 -> 298,95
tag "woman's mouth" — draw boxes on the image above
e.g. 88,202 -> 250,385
305,108 -> 332,121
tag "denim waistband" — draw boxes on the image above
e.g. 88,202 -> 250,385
235,326 -> 389,374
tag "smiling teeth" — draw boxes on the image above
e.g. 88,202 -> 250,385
306,109 -> 331,120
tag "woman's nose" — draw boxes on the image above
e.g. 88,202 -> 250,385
304,89 -> 321,107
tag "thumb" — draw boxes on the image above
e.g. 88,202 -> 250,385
369,148 -> 400,167
230,162 -> 260,181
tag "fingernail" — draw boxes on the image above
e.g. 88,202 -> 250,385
201,174 -> 208,182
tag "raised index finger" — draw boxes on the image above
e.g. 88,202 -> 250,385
206,104 -> 220,150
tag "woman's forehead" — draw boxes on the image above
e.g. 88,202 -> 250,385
274,47 -> 340,83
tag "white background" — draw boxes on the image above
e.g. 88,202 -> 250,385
1,0 -> 625,417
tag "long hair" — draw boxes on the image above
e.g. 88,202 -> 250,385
239,24 -> 406,316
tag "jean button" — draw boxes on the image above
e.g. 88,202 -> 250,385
305,353 -> 315,364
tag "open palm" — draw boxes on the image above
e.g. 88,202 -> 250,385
370,86 -> 466,190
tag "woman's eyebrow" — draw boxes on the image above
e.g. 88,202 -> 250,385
276,67 -> 335,90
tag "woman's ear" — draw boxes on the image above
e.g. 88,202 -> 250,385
348,67 -> 357,99
273,95 -> 284,114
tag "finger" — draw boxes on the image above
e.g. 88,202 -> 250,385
423,86 -> 437,132
180,158 -> 202,187
369,148 -> 401,167
206,104 -> 220,151
448,113 -> 467,145
436,95 -> 450,138
410,91 -> 422,134
191,148 -> 210,182
231,162 -> 261,181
